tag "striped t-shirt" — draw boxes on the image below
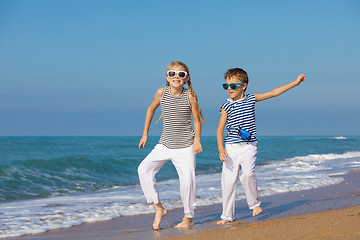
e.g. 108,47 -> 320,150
221,94 -> 257,143
158,86 -> 195,149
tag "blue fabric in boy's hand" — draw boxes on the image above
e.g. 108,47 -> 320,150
239,129 -> 252,140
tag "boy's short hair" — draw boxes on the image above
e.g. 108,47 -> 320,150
224,68 -> 249,83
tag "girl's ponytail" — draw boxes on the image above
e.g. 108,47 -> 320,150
187,79 -> 204,123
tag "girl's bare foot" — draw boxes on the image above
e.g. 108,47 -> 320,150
153,202 -> 167,230
216,219 -> 232,224
175,215 -> 193,228
252,206 -> 263,217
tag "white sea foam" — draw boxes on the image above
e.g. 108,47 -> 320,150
333,136 -> 347,140
1,151 -> 360,238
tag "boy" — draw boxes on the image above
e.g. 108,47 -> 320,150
216,68 -> 305,224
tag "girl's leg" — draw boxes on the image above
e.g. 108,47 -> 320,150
239,143 -> 262,216
218,144 -> 241,222
138,144 -> 170,229
153,202 -> 167,230
171,146 -> 196,228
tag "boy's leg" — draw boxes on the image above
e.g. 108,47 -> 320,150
171,146 -> 196,228
219,144 -> 241,222
239,143 -> 262,216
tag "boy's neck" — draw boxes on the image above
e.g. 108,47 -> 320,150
231,93 -> 245,101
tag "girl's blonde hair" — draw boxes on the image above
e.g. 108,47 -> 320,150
156,61 -> 204,123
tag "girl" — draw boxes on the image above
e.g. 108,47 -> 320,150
138,61 -> 203,230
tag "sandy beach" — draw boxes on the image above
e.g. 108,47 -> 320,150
6,168 -> 360,240
166,206 -> 360,240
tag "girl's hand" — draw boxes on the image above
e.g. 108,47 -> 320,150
219,148 -> 228,162
139,135 -> 147,149
193,140 -> 203,154
294,74 -> 306,86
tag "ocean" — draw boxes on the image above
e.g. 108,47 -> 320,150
1,136 -> 360,238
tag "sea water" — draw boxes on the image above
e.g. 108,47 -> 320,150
1,136 -> 360,237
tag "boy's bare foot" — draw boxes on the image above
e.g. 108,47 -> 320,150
153,202 -> 167,230
175,215 -> 193,228
252,206 -> 263,217
216,219 -> 232,224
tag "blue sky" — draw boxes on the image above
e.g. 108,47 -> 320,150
1,0 -> 359,136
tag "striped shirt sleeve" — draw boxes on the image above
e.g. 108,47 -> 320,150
220,101 -> 232,113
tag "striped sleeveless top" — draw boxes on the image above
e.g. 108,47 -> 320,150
221,94 -> 257,143
159,86 -> 195,149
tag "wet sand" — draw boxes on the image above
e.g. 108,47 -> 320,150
166,205 -> 360,240
7,169 -> 360,240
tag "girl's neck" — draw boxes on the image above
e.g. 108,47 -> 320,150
169,85 -> 184,97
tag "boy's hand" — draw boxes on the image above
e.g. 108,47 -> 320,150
294,74 -> 306,86
219,149 -> 228,162
193,140 -> 203,154
139,135 -> 147,149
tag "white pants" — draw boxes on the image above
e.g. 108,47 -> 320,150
221,142 -> 261,221
138,144 -> 196,218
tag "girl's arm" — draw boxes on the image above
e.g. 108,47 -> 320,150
189,92 -> 203,154
255,74 -> 305,102
139,88 -> 164,149
217,108 -> 228,162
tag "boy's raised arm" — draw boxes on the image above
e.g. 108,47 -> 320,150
255,74 -> 305,102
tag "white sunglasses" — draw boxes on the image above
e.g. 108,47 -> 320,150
166,70 -> 188,79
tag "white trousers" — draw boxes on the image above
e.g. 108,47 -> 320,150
221,142 -> 261,221
138,144 -> 196,218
